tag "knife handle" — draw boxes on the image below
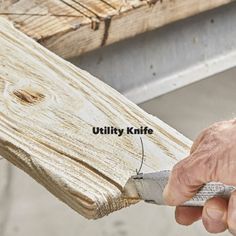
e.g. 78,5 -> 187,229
134,171 -> 236,206
183,182 -> 235,206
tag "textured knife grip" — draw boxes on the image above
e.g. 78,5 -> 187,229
138,171 -> 236,206
184,182 -> 236,206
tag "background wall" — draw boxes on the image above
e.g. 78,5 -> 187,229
71,2 -> 236,104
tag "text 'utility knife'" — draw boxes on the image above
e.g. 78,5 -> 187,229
125,170 -> 236,206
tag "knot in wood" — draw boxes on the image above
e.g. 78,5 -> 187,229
13,89 -> 45,104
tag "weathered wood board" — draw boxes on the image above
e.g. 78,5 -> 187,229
1,0 -> 234,58
0,18 -> 191,219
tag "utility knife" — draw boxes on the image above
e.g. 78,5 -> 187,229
125,170 -> 236,206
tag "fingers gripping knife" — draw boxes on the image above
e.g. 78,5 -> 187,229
125,170 -> 236,206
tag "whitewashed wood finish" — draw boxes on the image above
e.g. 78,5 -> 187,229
0,18 -> 191,219
1,0 -> 234,58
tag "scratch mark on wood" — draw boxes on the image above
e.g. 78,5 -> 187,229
100,0 -> 117,10
101,17 -> 111,46
0,12 -> 80,17
59,0 -> 92,19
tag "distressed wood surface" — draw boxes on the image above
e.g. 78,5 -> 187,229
0,0 -> 234,58
0,18 -> 191,219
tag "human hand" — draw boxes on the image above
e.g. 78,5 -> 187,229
163,119 -> 236,235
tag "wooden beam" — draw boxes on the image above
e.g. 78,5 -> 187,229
0,18 -> 191,219
1,0 -> 234,58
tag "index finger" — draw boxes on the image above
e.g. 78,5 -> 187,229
163,152 -> 212,206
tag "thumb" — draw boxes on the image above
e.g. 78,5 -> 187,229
163,152 -> 214,206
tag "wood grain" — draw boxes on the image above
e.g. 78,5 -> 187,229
0,18 -> 191,219
1,0 -> 234,58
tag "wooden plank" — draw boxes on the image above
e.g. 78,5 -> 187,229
0,17 -> 191,219
1,0 -> 234,58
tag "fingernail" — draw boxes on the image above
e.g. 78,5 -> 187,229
206,207 -> 224,221
227,196 -> 236,235
229,196 -> 236,221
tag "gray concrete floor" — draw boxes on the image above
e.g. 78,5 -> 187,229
1,70 -> 236,236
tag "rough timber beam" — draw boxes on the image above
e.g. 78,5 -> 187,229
1,0 -> 234,58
